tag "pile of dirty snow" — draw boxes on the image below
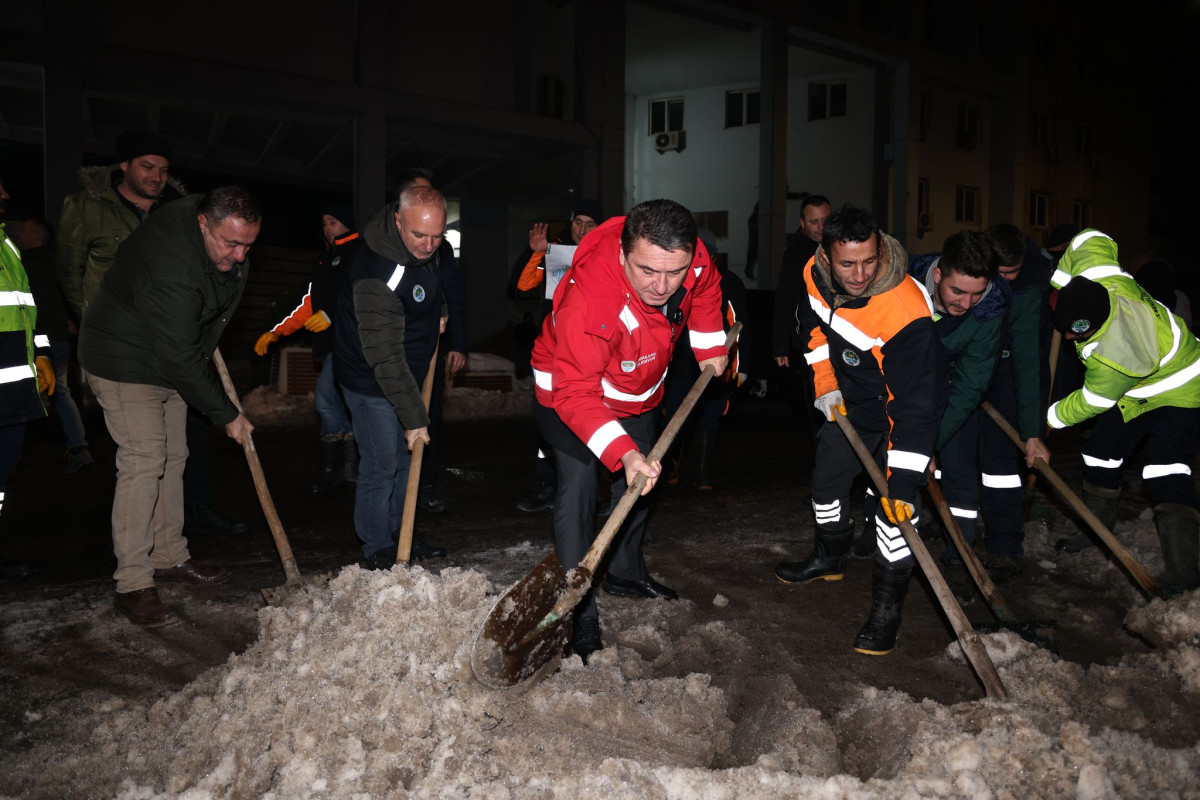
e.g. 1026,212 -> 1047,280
4,568 -> 1198,798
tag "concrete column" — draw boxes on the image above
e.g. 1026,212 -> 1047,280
757,21 -> 788,291
459,197 -> 508,350
42,55 -> 83,221
353,111 -> 387,221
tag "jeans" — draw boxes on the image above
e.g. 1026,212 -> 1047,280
342,386 -> 411,558
85,372 -> 190,593
314,353 -> 351,436
50,338 -> 88,450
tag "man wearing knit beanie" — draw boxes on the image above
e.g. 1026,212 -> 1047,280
1046,231 -> 1200,596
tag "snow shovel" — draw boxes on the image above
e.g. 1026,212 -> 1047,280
396,344 -> 440,564
980,400 -> 1160,597
471,324 -> 741,690
212,348 -> 302,601
924,474 -> 1056,648
832,409 -> 1008,700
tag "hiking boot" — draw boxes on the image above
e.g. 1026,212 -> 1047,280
853,560 -> 913,655
418,484 -> 447,514
776,526 -> 853,583
571,616 -> 603,665
114,588 -> 180,628
65,445 -> 95,474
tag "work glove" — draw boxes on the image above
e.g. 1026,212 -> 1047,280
813,390 -> 846,422
303,310 -> 331,333
254,331 -> 279,356
879,497 -> 914,525
35,356 -> 55,396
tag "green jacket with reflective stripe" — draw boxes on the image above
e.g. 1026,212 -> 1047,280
1048,229 -> 1200,428
1,225 -> 50,426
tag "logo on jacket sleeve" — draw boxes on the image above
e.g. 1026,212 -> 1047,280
842,349 -> 860,367
413,285 -> 426,302
621,360 -> 636,373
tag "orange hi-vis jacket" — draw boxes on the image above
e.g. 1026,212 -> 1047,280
800,234 -> 943,503
531,218 -> 728,471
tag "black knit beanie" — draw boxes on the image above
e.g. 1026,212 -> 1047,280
1053,277 -> 1110,338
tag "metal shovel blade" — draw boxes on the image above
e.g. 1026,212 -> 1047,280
471,551 -> 574,689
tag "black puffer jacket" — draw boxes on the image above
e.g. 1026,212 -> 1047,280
78,194 -> 245,425
333,203 -> 444,430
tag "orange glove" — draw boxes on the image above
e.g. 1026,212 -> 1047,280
254,331 -> 279,356
879,497 -> 914,525
35,356 -> 55,396
303,310 -> 331,332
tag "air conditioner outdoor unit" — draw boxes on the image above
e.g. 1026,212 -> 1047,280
917,212 -> 934,230
654,130 -> 686,153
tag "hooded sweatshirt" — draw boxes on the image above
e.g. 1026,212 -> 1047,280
799,232 -> 942,504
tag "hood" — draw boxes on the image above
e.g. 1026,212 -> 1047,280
813,231 -> 909,307
362,201 -> 436,267
75,163 -> 187,201
1054,229 -> 1121,288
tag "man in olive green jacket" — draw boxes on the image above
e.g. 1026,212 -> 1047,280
1049,229 -> 1200,594
80,188 -> 259,627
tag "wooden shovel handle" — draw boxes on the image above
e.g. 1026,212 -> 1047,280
979,401 -> 1159,596
551,323 -> 741,619
833,410 -> 1007,700
212,348 -> 301,582
397,343 -> 441,563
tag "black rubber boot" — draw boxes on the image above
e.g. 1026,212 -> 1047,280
310,435 -> 344,494
1056,481 -> 1117,553
1155,503 -> 1200,597
340,434 -> 359,485
693,430 -> 715,491
775,526 -> 853,583
852,559 -> 913,655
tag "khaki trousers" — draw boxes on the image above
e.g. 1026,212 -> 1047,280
85,372 -> 190,593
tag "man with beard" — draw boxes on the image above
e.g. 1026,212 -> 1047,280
334,185 -> 451,568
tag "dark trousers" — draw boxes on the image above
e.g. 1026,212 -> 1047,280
0,422 -> 26,500
418,348 -> 446,491
536,404 -> 658,622
1082,405 -> 1200,509
936,410 -> 981,564
183,405 -> 213,509
978,366 -> 1027,556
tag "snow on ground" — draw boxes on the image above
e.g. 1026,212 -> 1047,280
4,563 -> 1197,798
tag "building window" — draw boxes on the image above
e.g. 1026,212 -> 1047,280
955,185 -> 980,224
1029,191 -> 1052,228
808,81 -> 848,121
692,210 -> 729,239
650,98 -> 684,135
956,102 -> 979,149
725,90 -> 761,128
1032,110 -> 1053,147
1073,200 -> 1092,229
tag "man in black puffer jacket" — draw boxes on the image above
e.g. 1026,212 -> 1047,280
334,185 -> 450,568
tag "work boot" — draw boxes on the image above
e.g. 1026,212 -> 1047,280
943,561 -> 976,607
853,560 -> 913,655
775,526 -> 853,583
418,483 -> 447,514
517,482 -> 555,513
1055,482 -> 1118,553
310,435 -> 344,494
363,546 -> 398,571
693,430 -> 715,491
114,587 -> 180,628
65,445 -> 95,474
1155,503 -> 1200,597
571,616 -> 603,665
340,434 -> 359,485
848,522 -> 877,559
184,504 -> 249,535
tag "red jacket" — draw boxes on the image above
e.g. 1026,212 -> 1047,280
531,217 -> 727,470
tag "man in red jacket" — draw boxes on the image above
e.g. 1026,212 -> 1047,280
530,199 -> 729,663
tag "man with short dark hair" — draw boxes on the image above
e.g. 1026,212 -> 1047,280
80,186 -> 259,627
1048,231 -> 1200,594
531,198 -> 729,663
774,206 -> 940,656
907,232 -> 1011,602
334,185 -> 453,568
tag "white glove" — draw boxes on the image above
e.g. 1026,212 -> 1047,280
813,390 -> 846,422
